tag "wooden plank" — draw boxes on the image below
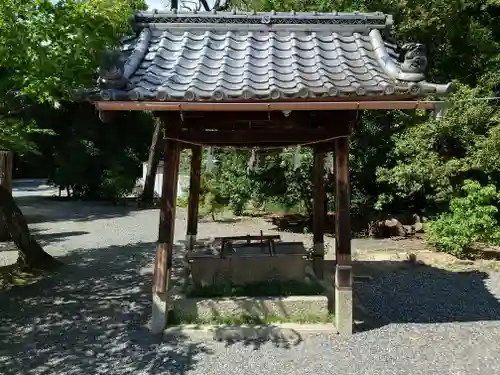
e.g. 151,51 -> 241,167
154,119 -> 181,294
177,127 -> 349,144
187,146 -> 202,241
96,99 -> 443,112
175,141 -> 336,149
168,110 -> 354,124
334,137 -> 351,265
180,141 -> 336,148
183,116 -> 356,132
214,235 -> 281,242
157,110 -> 306,123
156,110 -> 357,131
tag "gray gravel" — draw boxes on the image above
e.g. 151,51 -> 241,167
1,180 -> 500,375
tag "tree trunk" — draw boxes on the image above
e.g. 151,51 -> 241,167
0,185 -> 61,269
0,151 -> 13,242
141,118 -> 164,205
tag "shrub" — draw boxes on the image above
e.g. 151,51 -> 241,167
426,180 -> 500,258
176,195 -> 188,208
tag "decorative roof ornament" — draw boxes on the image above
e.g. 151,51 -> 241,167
400,43 -> 428,75
97,50 -> 127,90
97,28 -> 151,92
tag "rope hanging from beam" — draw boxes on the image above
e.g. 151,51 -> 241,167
162,134 -> 350,151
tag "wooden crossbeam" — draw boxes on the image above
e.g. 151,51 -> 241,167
96,98 -> 439,112
176,127 -> 350,145
215,235 -> 281,242
157,110 -> 357,130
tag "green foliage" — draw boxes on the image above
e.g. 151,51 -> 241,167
3,0 -> 500,252
219,0 -> 500,218
204,148 -> 319,216
176,195 -> 189,208
0,117 -> 54,154
0,0 -> 151,197
199,168 -> 230,219
426,180 -> 500,258
0,0 -> 140,103
188,279 -> 324,298
376,84 -> 500,214
32,102 -> 153,200
0,0 -> 145,166
210,151 -> 255,214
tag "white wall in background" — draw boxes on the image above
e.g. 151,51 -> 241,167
137,161 -> 188,198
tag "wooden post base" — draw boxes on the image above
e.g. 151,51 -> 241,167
185,234 -> 197,251
334,264 -> 353,336
151,291 -> 167,334
312,242 -> 325,279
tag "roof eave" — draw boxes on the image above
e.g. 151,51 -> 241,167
94,99 -> 445,112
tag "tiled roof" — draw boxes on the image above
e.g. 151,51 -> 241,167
93,11 -> 453,102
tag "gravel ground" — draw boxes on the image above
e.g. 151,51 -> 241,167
1,180 -> 500,375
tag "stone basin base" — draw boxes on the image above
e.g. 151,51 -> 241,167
171,295 -> 331,323
187,241 -> 310,286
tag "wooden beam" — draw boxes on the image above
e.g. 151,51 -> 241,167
180,141 -> 336,148
177,127 -> 350,145
181,110 -> 357,130
186,145 -> 202,250
156,110 -> 305,123
173,140 -> 335,149
154,119 -> 181,296
214,235 -> 281,242
96,99 -> 443,112
312,145 -> 326,279
185,119 -> 300,130
334,137 -> 351,265
178,110 -> 356,122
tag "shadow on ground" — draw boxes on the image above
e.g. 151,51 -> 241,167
30,228 -> 90,246
354,261 -> 500,332
0,242 -> 212,375
16,195 -> 146,224
212,325 -> 302,349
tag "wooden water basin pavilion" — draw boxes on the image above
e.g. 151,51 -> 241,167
88,10 -> 452,335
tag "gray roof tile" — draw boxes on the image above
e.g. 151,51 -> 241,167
94,11 -> 453,101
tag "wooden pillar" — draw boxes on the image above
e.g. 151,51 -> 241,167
0,151 -> 13,242
152,118 -> 181,334
186,145 -> 202,250
334,136 -> 353,336
312,145 -> 325,279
